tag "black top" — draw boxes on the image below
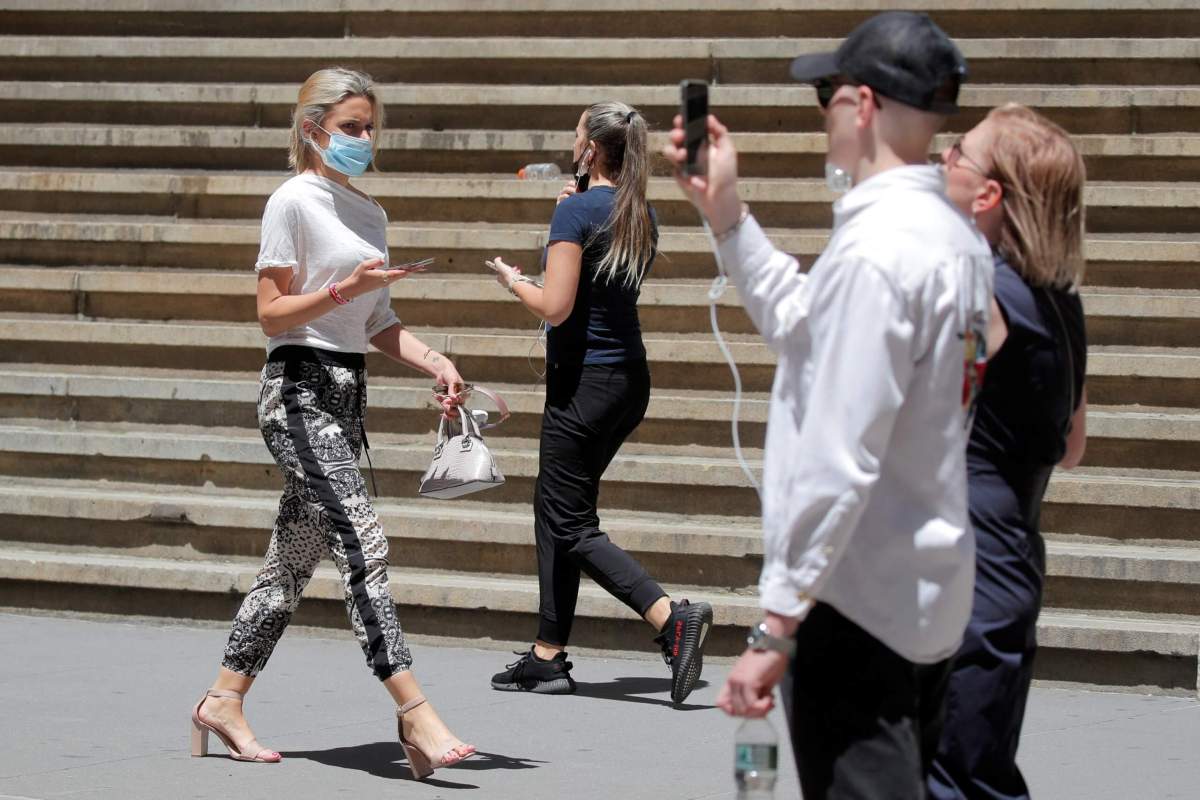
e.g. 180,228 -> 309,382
543,186 -> 657,366
968,256 -> 1087,540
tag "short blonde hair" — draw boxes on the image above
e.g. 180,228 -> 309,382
986,103 -> 1086,288
287,67 -> 384,174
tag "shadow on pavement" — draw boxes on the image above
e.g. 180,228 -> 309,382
572,675 -> 714,710
284,741 -> 545,786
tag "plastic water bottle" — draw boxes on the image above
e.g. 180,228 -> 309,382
734,717 -> 779,799
517,163 -> 562,180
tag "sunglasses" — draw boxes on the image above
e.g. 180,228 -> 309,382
946,136 -> 990,177
813,77 -> 882,110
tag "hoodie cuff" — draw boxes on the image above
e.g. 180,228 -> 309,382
759,570 -> 816,621
715,214 -> 776,277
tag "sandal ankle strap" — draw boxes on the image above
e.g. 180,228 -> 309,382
206,688 -> 246,701
397,695 -> 427,716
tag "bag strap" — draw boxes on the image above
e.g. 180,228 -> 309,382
467,385 -> 511,430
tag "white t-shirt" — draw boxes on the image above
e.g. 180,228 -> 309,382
255,173 -> 400,354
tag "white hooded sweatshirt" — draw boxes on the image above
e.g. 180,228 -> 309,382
716,164 -> 993,663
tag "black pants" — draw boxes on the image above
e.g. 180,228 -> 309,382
927,507 -> 1044,799
534,359 -> 667,646
783,603 -> 952,800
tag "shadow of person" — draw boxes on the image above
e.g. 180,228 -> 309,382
284,741 -> 543,786
572,675 -> 714,710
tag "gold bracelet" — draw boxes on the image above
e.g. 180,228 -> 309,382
714,203 -> 751,243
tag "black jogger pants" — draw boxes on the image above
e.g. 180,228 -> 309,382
534,359 -> 667,646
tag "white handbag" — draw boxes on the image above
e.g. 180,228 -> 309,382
417,387 -> 510,500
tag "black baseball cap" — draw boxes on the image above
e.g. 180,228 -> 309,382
789,11 -> 967,114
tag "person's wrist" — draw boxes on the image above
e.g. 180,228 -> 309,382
338,276 -> 360,301
707,189 -> 744,235
763,611 -> 800,638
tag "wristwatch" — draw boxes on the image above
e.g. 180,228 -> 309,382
746,622 -> 797,658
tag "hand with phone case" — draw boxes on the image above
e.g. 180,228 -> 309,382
663,86 -> 744,236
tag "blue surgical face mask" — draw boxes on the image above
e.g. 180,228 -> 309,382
307,124 -> 373,177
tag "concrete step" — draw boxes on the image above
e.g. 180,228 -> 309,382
1042,467 -> 1200,544
3,169 -> 1195,235
1045,539 -> 1200,617
0,417 -> 766,517
1032,608 -> 1200,694
0,416 -> 1195,533
3,36 -> 1198,86
5,475 -> 1200,616
0,363 -> 770,449
1,312 -> 1197,401
0,476 -> 763,588
0,539 -> 1195,692
4,363 -> 1195,469
0,125 -> 1195,182
2,211 -> 1195,287
4,265 -> 1196,345
4,0 -> 1197,39
0,543 -> 764,657
3,82 -> 1196,136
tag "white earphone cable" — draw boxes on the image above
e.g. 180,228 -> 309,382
700,214 -> 762,497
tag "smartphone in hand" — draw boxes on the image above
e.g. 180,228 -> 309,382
680,79 -> 709,177
396,257 -> 435,272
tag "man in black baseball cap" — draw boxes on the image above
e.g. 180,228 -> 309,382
664,10 -> 991,800
789,11 -> 967,114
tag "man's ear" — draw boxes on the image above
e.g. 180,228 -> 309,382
855,85 -> 877,130
973,178 -> 1003,216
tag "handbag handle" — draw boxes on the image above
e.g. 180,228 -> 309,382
464,385 -> 511,430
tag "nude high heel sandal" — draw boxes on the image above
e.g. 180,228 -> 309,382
190,688 -> 282,763
396,695 -> 476,780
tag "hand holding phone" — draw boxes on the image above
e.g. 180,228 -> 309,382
680,79 -> 709,177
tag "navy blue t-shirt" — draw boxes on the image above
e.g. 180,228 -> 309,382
543,186 -> 657,365
968,256 -> 1087,539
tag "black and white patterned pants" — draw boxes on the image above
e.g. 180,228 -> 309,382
221,345 -> 413,680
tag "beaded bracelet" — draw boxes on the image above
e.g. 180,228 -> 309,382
328,283 -> 350,305
714,203 -> 752,243
508,275 -> 536,298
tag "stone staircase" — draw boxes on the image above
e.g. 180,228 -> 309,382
1,0 -> 1198,694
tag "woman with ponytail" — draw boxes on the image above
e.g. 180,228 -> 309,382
488,102 -> 712,706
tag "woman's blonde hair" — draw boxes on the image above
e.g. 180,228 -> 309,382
287,67 -> 384,174
986,103 -> 1086,288
584,101 -> 655,287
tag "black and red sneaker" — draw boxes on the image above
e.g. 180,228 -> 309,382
490,648 -> 577,694
654,599 -> 714,705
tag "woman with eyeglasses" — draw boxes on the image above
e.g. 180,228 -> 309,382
929,103 -> 1088,800
189,67 -> 475,780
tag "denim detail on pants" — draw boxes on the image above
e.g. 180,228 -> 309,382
534,359 -> 667,646
783,602 -> 953,800
221,347 -> 413,681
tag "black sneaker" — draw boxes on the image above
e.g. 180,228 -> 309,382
654,599 -> 714,705
490,648 -> 577,694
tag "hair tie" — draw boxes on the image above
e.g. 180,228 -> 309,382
625,110 -> 636,124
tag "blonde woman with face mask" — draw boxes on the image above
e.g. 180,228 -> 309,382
189,67 -> 475,780
930,103 -> 1088,800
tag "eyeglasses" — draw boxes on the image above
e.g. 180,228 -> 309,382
946,136 -> 990,177
813,77 -> 882,110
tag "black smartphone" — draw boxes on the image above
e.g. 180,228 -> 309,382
680,79 -> 709,176
574,145 -> 592,193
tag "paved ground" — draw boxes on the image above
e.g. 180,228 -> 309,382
0,611 -> 1196,800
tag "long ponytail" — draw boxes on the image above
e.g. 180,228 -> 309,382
585,101 -> 655,288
